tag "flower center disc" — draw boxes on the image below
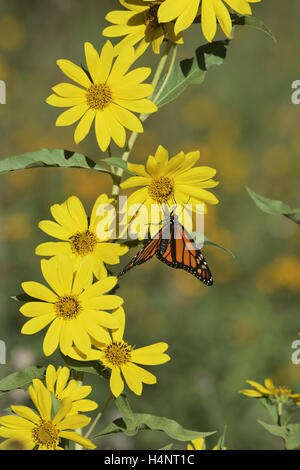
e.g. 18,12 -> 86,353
104,342 -> 132,366
144,4 -> 160,28
148,176 -> 175,203
273,386 -> 292,397
32,420 -> 59,449
55,295 -> 82,320
86,83 -> 112,110
70,230 -> 97,256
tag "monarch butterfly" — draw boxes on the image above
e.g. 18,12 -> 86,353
119,211 -> 213,286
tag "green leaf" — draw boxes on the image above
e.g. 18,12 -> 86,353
94,413 -> 215,442
231,14 -> 276,42
155,39 -> 229,108
0,366 -> 46,393
285,424 -> 300,450
114,395 -> 135,429
259,398 -> 279,424
203,235 -> 235,258
0,149 -> 112,176
258,420 -> 288,439
132,414 -> 215,441
159,443 -> 174,450
246,186 -> 300,225
215,426 -> 227,450
101,157 -> 133,174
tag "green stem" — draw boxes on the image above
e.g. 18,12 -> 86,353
107,144 -> 116,175
74,371 -> 84,450
153,43 -> 177,105
277,402 -> 283,426
84,395 -> 114,439
110,40 -> 174,199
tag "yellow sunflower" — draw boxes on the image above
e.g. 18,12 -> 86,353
240,378 -> 300,404
20,255 -> 123,357
36,194 -> 128,280
68,307 -> 170,397
156,0 -> 261,42
0,379 -> 95,450
45,365 -> 98,415
120,145 -> 218,237
46,40 -> 157,151
103,0 -> 183,58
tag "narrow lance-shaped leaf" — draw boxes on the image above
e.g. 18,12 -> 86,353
285,424 -> 300,450
93,412 -> 215,442
231,14 -> 276,42
0,366 -> 46,394
0,148 -> 129,176
258,420 -> 288,439
101,157 -> 133,174
155,39 -> 230,108
246,186 -> 300,225
114,395 -> 135,429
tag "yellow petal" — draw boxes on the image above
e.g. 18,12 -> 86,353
174,0 -> 200,35
95,110 -> 111,152
35,241 -> 71,257
45,364 -> 57,393
213,0 -> 233,38
79,276 -> 118,300
20,302 -> 55,318
74,108 -> 96,144
43,318 -> 62,356
10,406 -> 40,425
66,196 -> 88,232
109,102 -> 143,133
84,42 -> 101,84
51,83 -> 86,98
46,94 -> 85,107
56,59 -> 91,88
21,314 -> 55,335
58,431 -> 95,449
56,104 -> 89,127
38,220 -> 71,240
56,367 -> 70,395
98,40 -> 115,83
201,0 -> 217,42
110,367 -> 124,397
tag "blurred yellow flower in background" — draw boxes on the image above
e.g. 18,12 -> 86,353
0,16 -> 26,52
187,437 -> 227,450
0,379 -> 95,450
255,256 -> 300,294
45,365 -> 98,415
240,378 -> 300,404
36,194 -> 128,280
155,0 -> 261,42
120,144 -> 218,236
46,41 -> 157,151
3,212 -> 31,241
103,0 -> 183,58
20,255 -> 122,356
69,307 -> 170,397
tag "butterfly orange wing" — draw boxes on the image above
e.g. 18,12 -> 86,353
118,220 -> 170,276
156,217 -> 213,286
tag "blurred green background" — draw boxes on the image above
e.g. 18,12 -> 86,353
0,0 -> 300,450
